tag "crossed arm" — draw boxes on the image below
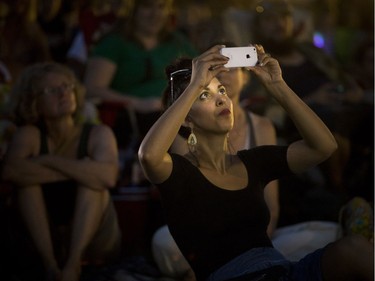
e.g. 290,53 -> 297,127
1,125 -> 119,190
84,57 -> 162,113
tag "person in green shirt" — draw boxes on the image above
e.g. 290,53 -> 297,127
84,0 -> 197,153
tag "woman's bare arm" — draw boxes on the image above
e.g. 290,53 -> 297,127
1,126 -> 68,186
34,125 -> 119,190
84,57 -> 130,104
250,45 -> 337,174
2,125 -> 119,190
84,57 -> 162,113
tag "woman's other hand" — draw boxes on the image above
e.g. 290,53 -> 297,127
248,44 -> 283,86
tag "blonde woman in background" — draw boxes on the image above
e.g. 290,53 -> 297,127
1,62 -> 121,281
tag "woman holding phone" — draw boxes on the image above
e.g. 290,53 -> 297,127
138,44 -> 373,281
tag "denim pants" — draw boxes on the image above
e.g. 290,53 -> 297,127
207,247 -> 325,281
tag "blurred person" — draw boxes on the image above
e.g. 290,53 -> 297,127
0,0 -> 51,84
66,0 -> 133,80
0,60 -> 16,160
78,0 -> 132,51
138,43 -> 373,281
66,0 -> 133,124
248,0 -> 365,194
84,0 -> 197,185
37,0 -> 82,63
173,1 -> 222,53
349,38 -> 374,103
1,62 -> 121,281
342,38 -> 374,201
332,0 -> 373,67
0,0 -> 50,162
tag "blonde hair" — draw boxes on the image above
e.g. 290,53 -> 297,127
9,62 -> 85,125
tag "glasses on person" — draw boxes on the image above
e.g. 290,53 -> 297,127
43,82 -> 75,96
170,68 -> 191,104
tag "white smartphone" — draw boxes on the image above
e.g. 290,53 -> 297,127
220,46 -> 258,68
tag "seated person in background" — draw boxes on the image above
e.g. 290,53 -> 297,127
138,44 -> 373,281
247,0 -> 365,193
84,0 -> 197,148
0,0 -> 51,83
1,62 -> 121,281
84,0 -> 197,186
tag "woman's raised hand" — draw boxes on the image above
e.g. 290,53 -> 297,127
190,45 -> 229,90
248,44 -> 283,86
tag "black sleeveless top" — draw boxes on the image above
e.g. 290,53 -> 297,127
40,123 -> 93,225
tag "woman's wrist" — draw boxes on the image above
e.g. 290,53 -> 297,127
184,83 -> 204,99
264,79 -> 289,97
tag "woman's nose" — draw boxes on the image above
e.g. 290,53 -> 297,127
216,95 -> 226,106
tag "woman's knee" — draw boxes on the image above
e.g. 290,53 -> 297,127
333,234 -> 372,258
321,234 -> 374,280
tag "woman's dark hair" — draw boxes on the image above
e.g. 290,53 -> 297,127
162,57 -> 193,139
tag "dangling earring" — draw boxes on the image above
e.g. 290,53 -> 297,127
187,127 -> 197,153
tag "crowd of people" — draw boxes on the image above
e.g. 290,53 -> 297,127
0,0 -> 373,280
